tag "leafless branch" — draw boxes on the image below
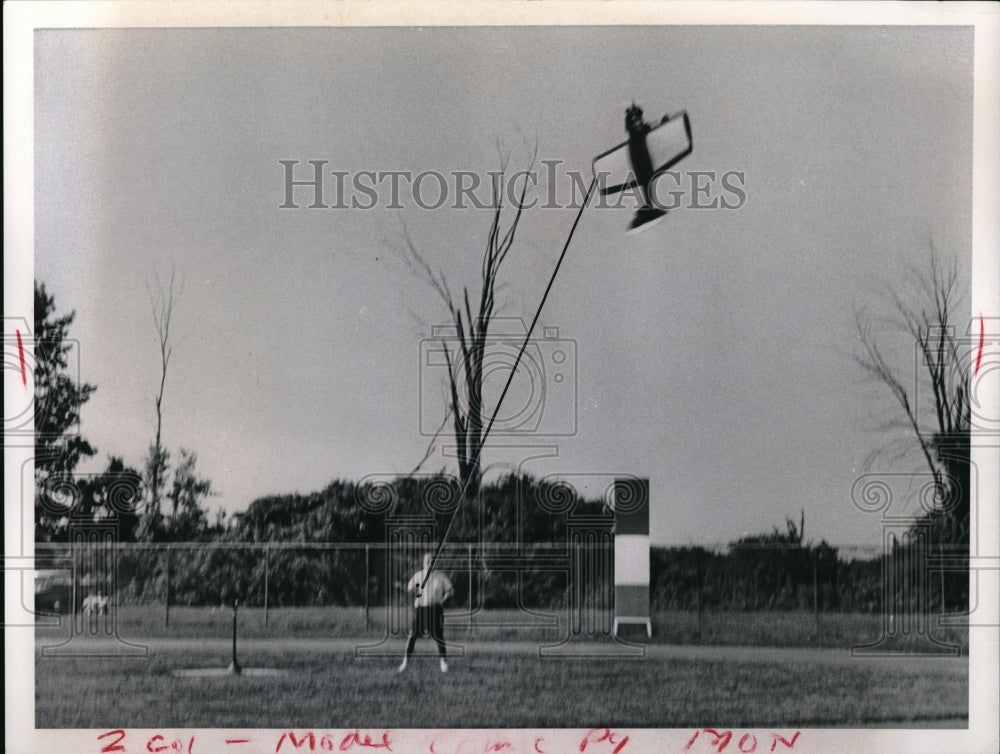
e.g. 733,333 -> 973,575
852,246 -> 970,536
141,267 -> 183,540
399,151 -> 535,495
410,405 -> 454,475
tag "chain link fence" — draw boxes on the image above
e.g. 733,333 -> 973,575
34,534 -> 969,653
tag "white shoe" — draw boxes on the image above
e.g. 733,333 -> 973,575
397,658 -> 407,673
439,658 -> 448,673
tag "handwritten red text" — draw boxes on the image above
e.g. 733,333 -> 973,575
579,728 -> 629,754
684,729 -> 801,753
275,731 -> 393,752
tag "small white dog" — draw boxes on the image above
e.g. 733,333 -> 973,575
82,593 -> 109,615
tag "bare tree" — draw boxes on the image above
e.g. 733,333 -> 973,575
854,248 -> 971,545
138,270 -> 182,541
403,158 -> 533,499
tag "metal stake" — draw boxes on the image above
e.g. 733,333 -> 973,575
227,599 -> 242,675
263,544 -> 270,629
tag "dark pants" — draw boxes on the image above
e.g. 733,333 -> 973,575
405,604 -> 446,659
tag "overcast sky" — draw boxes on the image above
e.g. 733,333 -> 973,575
33,25 -> 974,547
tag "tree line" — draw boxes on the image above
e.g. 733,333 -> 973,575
34,279 -> 221,544
33,236 -> 972,612
36,461 -> 955,613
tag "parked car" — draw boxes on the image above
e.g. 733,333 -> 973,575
34,570 -> 73,614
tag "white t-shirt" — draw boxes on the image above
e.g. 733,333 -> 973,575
407,568 -> 453,608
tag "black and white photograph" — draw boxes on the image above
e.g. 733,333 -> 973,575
5,3 -> 999,753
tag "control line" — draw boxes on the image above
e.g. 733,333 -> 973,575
421,177 -> 598,592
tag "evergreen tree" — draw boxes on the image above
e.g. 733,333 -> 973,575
34,281 -> 97,541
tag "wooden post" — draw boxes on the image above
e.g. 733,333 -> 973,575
939,542 -> 946,614
812,552 -> 820,640
263,543 -> 270,629
695,555 -> 703,642
364,544 -> 370,632
228,599 -> 242,675
165,546 -> 171,629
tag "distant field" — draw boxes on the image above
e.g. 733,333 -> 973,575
35,604 -> 970,651
34,606 -> 968,729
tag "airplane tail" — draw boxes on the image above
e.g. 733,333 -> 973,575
627,206 -> 668,234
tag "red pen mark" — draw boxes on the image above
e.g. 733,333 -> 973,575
98,729 -> 127,753
340,731 -> 393,751
579,729 -> 629,754
275,731 -> 392,753
16,329 -> 27,386
769,732 -> 800,752
975,312 -> 985,376
684,730 -> 801,753
145,734 -> 195,753
276,732 -> 315,751
702,729 -> 732,752
227,740 -> 252,745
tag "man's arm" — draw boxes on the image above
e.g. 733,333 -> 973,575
442,575 -> 454,603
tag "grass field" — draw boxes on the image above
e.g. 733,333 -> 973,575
34,606 -> 969,729
36,604 -> 971,650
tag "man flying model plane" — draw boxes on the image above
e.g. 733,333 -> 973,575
389,103 -> 691,678
592,103 -> 693,232
398,552 -> 454,673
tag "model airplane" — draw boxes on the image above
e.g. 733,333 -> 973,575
592,104 -> 693,232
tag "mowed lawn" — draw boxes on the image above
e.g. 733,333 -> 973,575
39,604 -> 971,650
35,607 -> 969,728
35,643 -> 968,729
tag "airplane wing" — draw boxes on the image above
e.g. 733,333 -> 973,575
591,139 -> 636,195
646,111 -> 693,173
591,111 -> 693,195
